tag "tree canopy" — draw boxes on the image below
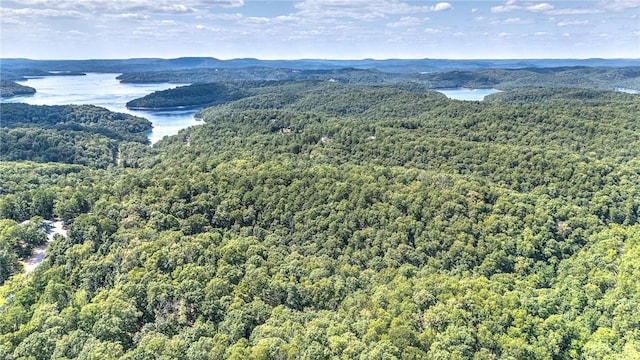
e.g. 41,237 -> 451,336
1,79 -> 639,359
0,103 -> 153,168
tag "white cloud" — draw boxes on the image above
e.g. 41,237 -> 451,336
272,15 -> 298,23
491,0 -> 519,13
491,1 -> 554,13
546,8 -> 603,15
388,16 -> 422,27
195,24 -> 221,31
2,0 -> 639,59
206,12 -> 244,20
4,0 -> 244,13
0,17 -> 25,24
557,20 -> 589,26
602,0 -> 640,11
526,3 -> 553,12
431,2 -> 453,12
158,4 -> 194,13
104,13 -> 150,20
65,30 -> 87,36
294,0 -> 433,20
492,17 -> 533,24
201,0 -> 244,7
505,17 -> 527,23
0,7 -> 86,18
241,16 -> 271,25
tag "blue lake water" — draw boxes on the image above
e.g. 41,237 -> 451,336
436,88 -> 501,101
1,73 -> 201,144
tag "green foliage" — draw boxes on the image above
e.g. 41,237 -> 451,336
116,65 -> 640,92
0,218 -> 47,283
485,86 -> 640,105
1,103 -> 152,139
0,103 -> 153,168
126,83 -> 247,109
1,81 -> 639,358
422,66 -> 640,91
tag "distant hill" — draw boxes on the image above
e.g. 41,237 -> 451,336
1,57 -> 638,78
422,66 -> 640,91
120,66 -> 640,110
484,87 -> 640,105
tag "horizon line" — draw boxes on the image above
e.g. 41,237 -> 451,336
2,57 -> 640,62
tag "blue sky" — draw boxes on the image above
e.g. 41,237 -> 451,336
1,0 -> 639,59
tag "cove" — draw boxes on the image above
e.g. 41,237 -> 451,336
1,73 -> 202,144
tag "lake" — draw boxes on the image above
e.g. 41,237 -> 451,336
1,73 -> 201,144
436,88 -> 501,101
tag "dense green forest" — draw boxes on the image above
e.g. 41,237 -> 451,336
484,87 -> 640,105
0,80 -> 36,98
0,103 -> 153,168
0,81 -> 639,359
126,83 -> 247,110
116,66 -> 640,92
119,66 -> 640,111
0,218 -> 48,283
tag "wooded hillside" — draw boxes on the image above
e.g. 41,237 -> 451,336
0,104 -> 153,168
0,80 -> 36,98
0,83 -> 639,359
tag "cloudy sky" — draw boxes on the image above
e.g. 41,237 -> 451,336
1,0 -> 639,59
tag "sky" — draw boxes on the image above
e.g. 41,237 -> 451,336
1,0 -> 639,60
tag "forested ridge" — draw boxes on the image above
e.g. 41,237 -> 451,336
0,80 -> 36,98
126,83 -> 247,110
119,66 -> 640,113
0,103 -> 153,168
0,82 -> 639,359
116,66 -> 640,92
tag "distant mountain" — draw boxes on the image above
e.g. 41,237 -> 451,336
1,58 -> 638,78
